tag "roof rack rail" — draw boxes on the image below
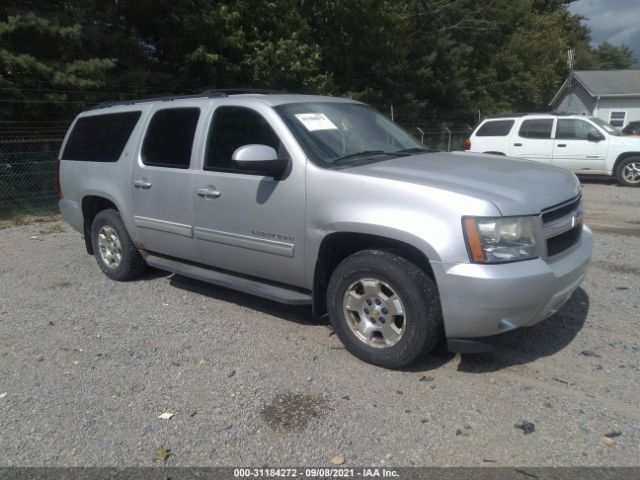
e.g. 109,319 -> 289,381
485,111 -> 576,119
200,88 -> 285,96
93,88 -> 286,110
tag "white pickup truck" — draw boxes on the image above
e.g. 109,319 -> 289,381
465,113 -> 640,187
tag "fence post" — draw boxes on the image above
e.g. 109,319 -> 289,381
444,127 -> 452,152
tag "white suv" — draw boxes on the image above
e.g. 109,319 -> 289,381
465,113 -> 640,187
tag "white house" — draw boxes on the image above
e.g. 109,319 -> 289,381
550,69 -> 640,128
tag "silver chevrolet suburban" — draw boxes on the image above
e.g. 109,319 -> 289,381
58,91 -> 592,368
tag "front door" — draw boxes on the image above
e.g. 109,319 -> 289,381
130,105 -> 202,262
552,118 -> 607,172
192,105 -> 306,287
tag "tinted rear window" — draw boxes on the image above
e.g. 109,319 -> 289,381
62,111 -> 141,162
476,120 -> 514,136
519,119 -> 554,139
141,108 -> 200,169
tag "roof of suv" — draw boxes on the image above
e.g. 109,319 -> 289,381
92,89 -> 357,111
484,112 -> 575,119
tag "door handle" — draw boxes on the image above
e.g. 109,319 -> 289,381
197,188 -> 222,199
133,179 -> 152,189
513,143 -> 522,147
557,144 -> 567,147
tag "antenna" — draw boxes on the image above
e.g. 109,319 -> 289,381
567,48 -> 575,88
566,48 -> 575,107
567,48 -> 575,70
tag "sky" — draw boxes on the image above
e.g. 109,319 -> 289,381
568,0 -> 640,65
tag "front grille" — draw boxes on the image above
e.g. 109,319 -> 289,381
541,195 -> 581,223
547,225 -> 582,257
542,194 -> 583,257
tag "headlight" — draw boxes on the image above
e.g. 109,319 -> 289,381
462,216 -> 538,263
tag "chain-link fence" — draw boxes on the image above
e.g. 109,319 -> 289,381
415,128 -> 472,152
0,137 -> 63,220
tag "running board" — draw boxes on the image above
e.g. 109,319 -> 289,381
141,253 -> 312,306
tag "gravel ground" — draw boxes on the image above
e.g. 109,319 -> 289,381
0,180 -> 638,467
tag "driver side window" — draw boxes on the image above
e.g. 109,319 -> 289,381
556,119 -> 598,140
204,107 -> 284,172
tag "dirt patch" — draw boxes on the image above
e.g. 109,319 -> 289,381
261,393 -> 328,432
38,223 -> 66,235
589,224 -> 640,237
0,213 -> 62,229
46,280 -> 72,289
593,261 -> 640,276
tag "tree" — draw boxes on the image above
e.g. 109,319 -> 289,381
298,0 -> 412,102
591,42 -> 636,69
0,0 -> 637,128
120,0 -> 331,92
0,1 -> 165,122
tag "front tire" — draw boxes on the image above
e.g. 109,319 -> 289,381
91,209 -> 147,281
616,157 -> 640,187
326,250 -> 442,368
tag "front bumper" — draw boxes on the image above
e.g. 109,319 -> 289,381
434,225 -> 592,339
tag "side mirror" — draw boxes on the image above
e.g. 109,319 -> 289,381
587,131 -> 605,142
232,144 -> 289,177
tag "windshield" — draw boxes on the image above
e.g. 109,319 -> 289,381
590,117 -> 620,136
275,102 -> 425,167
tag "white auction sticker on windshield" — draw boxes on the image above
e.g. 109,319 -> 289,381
294,113 -> 338,131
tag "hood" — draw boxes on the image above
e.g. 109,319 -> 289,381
345,151 -> 580,216
610,134 -> 640,146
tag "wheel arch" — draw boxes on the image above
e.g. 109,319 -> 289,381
81,195 -> 120,254
613,152 -> 640,174
312,231 -> 436,319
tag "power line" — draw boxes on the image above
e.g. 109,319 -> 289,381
0,86 -> 175,97
28,79 -> 195,92
0,99 -> 90,104
0,120 -> 71,124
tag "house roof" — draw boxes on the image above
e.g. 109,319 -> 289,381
574,70 -> 640,96
550,69 -> 640,106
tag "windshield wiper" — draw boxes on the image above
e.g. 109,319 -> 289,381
394,147 -> 434,154
332,150 -> 386,164
332,150 -> 410,165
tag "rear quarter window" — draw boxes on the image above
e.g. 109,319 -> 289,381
62,111 -> 142,162
475,120 -> 514,136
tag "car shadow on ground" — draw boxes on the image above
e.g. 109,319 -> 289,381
455,287 -> 590,373
167,272 -> 321,326
167,270 -> 456,371
133,266 -> 173,282
577,175 -> 618,186
142,269 -> 589,374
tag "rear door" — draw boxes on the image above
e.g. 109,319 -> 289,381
130,105 -> 202,262
192,104 -> 306,287
509,118 -> 555,163
471,119 -> 514,154
552,118 -> 607,172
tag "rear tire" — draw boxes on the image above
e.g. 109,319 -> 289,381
91,209 -> 147,281
327,250 -> 442,368
616,157 -> 640,187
